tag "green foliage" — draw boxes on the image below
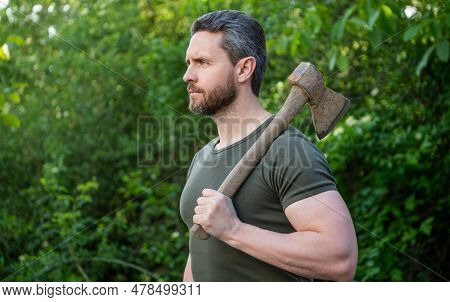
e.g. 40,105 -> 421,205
0,0 -> 448,281
0,43 -> 22,128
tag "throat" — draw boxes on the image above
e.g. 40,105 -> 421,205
214,113 -> 272,150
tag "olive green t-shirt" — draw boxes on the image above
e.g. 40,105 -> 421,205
179,116 -> 337,281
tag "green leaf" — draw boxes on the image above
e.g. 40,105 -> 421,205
289,31 -> 300,57
368,28 -> 382,47
430,21 -> 441,37
366,0 -> 380,30
385,0 -> 402,16
274,36 -> 288,55
403,24 -> 421,41
381,5 -> 393,17
379,4 -> 397,33
0,43 -> 11,61
436,40 -> 449,62
12,82 -> 29,90
419,217 -> 434,236
333,19 -> 346,40
1,113 -> 21,127
330,21 -> 340,39
405,196 -> 415,211
415,45 -> 436,76
368,9 -> 380,30
406,153 -> 418,166
8,92 -> 21,104
336,53 -> 350,74
0,93 -> 4,108
335,5 -> 356,40
307,12 -> 322,34
349,17 -> 367,28
299,31 -> 313,51
391,269 -> 403,281
328,49 -> 337,71
6,35 -> 25,46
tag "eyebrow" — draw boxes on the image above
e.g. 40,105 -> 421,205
185,56 -> 211,64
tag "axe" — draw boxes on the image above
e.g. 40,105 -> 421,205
190,62 -> 350,240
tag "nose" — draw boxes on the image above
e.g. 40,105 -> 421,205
183,65 -> 197,83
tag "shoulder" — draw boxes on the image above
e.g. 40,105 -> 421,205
261,125 -> 337,210
264,125 -> 328,166
272,125 -> 310,146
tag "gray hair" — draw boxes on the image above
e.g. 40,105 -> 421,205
190,10 -> 267,97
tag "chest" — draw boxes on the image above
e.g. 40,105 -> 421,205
179,156 -> 295,233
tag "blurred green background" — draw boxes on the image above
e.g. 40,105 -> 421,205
0,0 -> 448,281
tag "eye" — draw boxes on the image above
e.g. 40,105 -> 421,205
200,60 -> 207,65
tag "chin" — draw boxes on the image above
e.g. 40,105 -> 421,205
188,100 -> 200,113
189,95 -> 203,107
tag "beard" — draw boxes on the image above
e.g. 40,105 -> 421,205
188,72 -> 237,116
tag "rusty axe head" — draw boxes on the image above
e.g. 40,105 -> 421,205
288,62 -> 350,139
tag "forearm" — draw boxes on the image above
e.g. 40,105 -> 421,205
183,254 -> 194,282
222,222 -> 354,281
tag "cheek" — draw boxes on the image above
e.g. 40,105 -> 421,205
200,66 -> 233,89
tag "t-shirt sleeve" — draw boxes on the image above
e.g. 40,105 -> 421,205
262,132 -> 337,210
186,151 -> 199,180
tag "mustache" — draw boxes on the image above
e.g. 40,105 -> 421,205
187,83 -> 204,93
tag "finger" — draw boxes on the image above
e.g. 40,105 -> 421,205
194,205 -> 207,214
193,214 -> 205,226
197,196 -> 208,205
202,188 -> 217,197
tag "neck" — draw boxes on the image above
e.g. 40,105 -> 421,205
212,90 -> 271,149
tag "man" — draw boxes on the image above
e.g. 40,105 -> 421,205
179,10 -> 358,281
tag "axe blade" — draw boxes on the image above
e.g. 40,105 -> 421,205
311,88 -> 350,139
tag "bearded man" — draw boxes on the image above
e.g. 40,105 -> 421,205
179,10 -> 358,282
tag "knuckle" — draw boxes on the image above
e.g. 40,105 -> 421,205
194,215 -> 204,225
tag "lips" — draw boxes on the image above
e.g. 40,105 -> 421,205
187,84 -> 203,94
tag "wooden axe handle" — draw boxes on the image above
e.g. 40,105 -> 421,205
190,85 -> 308,240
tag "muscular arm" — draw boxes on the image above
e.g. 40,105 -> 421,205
183,254 -> 194,282
221,190 -> 358,281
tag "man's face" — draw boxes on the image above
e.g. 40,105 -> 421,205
183,31 -> 237,116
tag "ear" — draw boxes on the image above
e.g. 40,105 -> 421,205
235,57 -> 256,84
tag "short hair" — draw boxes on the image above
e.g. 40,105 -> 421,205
190,10 -> 267,96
